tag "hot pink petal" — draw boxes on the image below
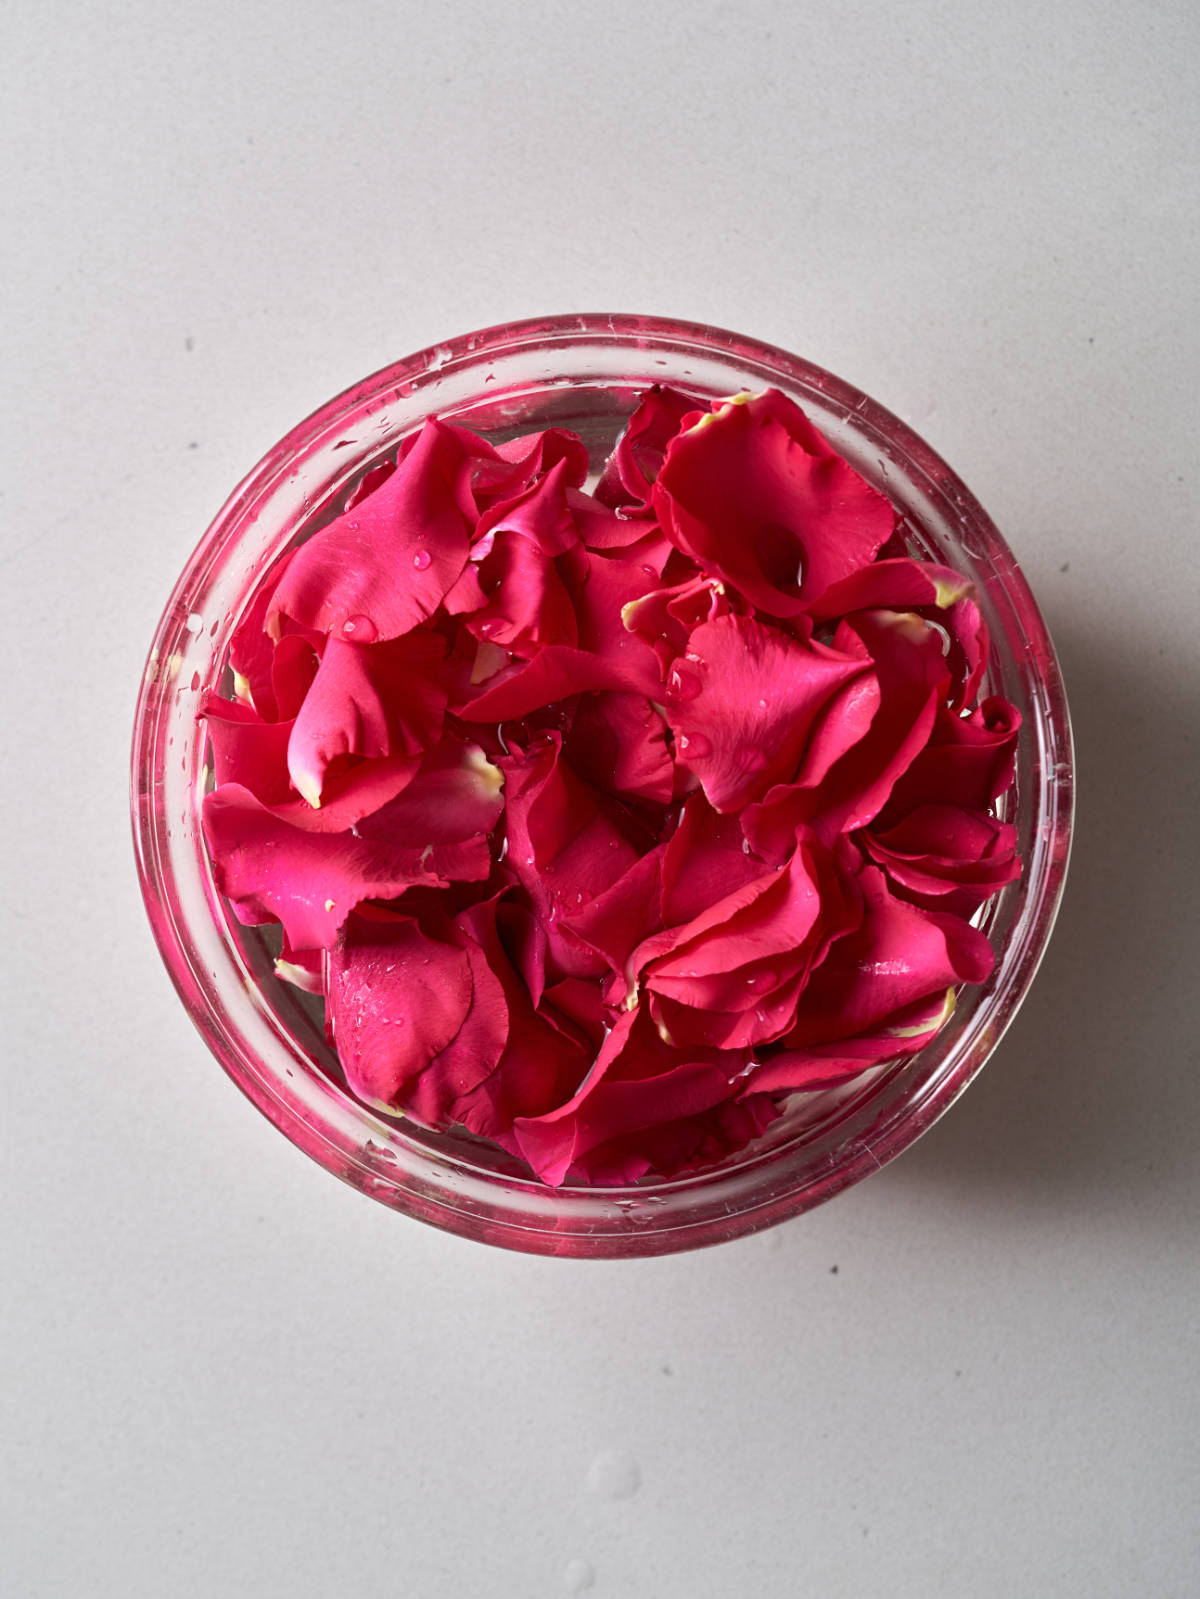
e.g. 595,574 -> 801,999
882,697 -> 1021,818
266,420 -> 475,643
274,935 -> 324,994
328,912 -> 474,1108
442,897 -> 593,1146
500,735 -> 642,978
511,1005 -> 754,1186
809,558 -> 989,711
358,739 -> 505,846
558,844 -> 667,985
453,644 -> 631,722
746,984 -> 963,1095
200,693 -> 295,806
467,426 -> 590,511
664,614 -> 868,812
465,531 -> 579,659
228,549 -> 295,719
405,932 -> 511,1125
753,609 -> 951,844
594,385 -> 702,516
779,863 -> 993,1053
201,782 -> 492,949
653,389 -> 894,616
564,692 -> 674,804
270,634 -> 322,721
286,629 -> 448,806
863,802 -> 1021,914
473,457 -> 583,558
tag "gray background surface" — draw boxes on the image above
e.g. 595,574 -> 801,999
3,3 -> 1199,1595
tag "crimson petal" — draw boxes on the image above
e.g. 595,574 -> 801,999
653,389 -> 893,616
267,420 -> 475,643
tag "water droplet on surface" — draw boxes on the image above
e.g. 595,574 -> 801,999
189,670 -> 201,692
343,614 -> 378,642
585,1451 -> 641,1501
667,665 -> 701,701
185,612 -> 203,635
758,697 -> 769,709
412,548 -> 432,571
564,1558 -> 596,1593
677,732 -> 711,759
745,969 -> 776,991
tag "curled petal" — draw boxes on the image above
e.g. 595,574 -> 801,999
267,420 -> 475,642
286,630 -> 448,806
200,693 -> 294,806
201,782 -> 492,950
653,389 -> 893,616
465,531 -> 579,659
809,557 -> 989,711
882,698 -> 1021,817
500,735 -> 641,978
564,692 -> 674,804
473,458 -> 583,557
664,614 -> 868,813
594,385 -> 701,517
328,913 -> 475,1108
775,864 -> 992,1057
863,802 -> 1021,914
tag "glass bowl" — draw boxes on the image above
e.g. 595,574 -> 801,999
131,312 -> 1073,1257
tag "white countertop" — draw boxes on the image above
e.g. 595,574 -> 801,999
4,3 -> 1198,1594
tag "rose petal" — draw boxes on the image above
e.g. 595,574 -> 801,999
200,693 -> 295,806
267,419 -> 475,643
595,384 -> 701,516
746,986 -> 961,1095
564,692 -> 674,804
809,557 -> 989,711
465,531 -> 579,659
473,457 -> 583,558
653,389 -> 894,616
881,697 -> 1021,818
778,863 -> 993,1054
664,613 -> 868,813
286,630 -> 448,806
863,802 -> 1021,914
499,734 -> 642,978
328,912 -> 474,1107
201,782 -> 492,949
406,931 -> 511,1125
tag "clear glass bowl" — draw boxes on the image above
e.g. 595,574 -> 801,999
131,313 -> 1073,1257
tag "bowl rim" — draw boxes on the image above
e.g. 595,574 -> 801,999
131,311 -> 1074,1257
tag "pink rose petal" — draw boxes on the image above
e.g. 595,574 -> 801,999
664,613 -> 868,813
595,384 -> 701,516
286,629 -> 448,806
267,419 -> 476,643
201,782 -> 492,949
200,693 -> 295,806
328,911 -> 475,1108
564,692 -> 674,804
653,389 -> 894,616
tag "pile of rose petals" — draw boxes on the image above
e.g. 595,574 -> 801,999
200,387 -> 1021,1187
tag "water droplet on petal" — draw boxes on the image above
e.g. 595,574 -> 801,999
678,731 -> 710,759
667,665 -> 701,701
412,548 -> 432,571
343,614 -> 378,642
745,968 -> 776,991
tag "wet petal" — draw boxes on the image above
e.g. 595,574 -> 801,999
863,802 -> 1021,914
595,384 -> 701,516
564,692 -> 674,804
328,912 -> 474,1107
500,735 -> 642,978
267,419 -> 475,642
200,693 -> 294,806
201,782 -> 492,949
286,630 -> 448,806
653,389 -> 894,616
664,614 -> 868,812
882,697 -> 1021,817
